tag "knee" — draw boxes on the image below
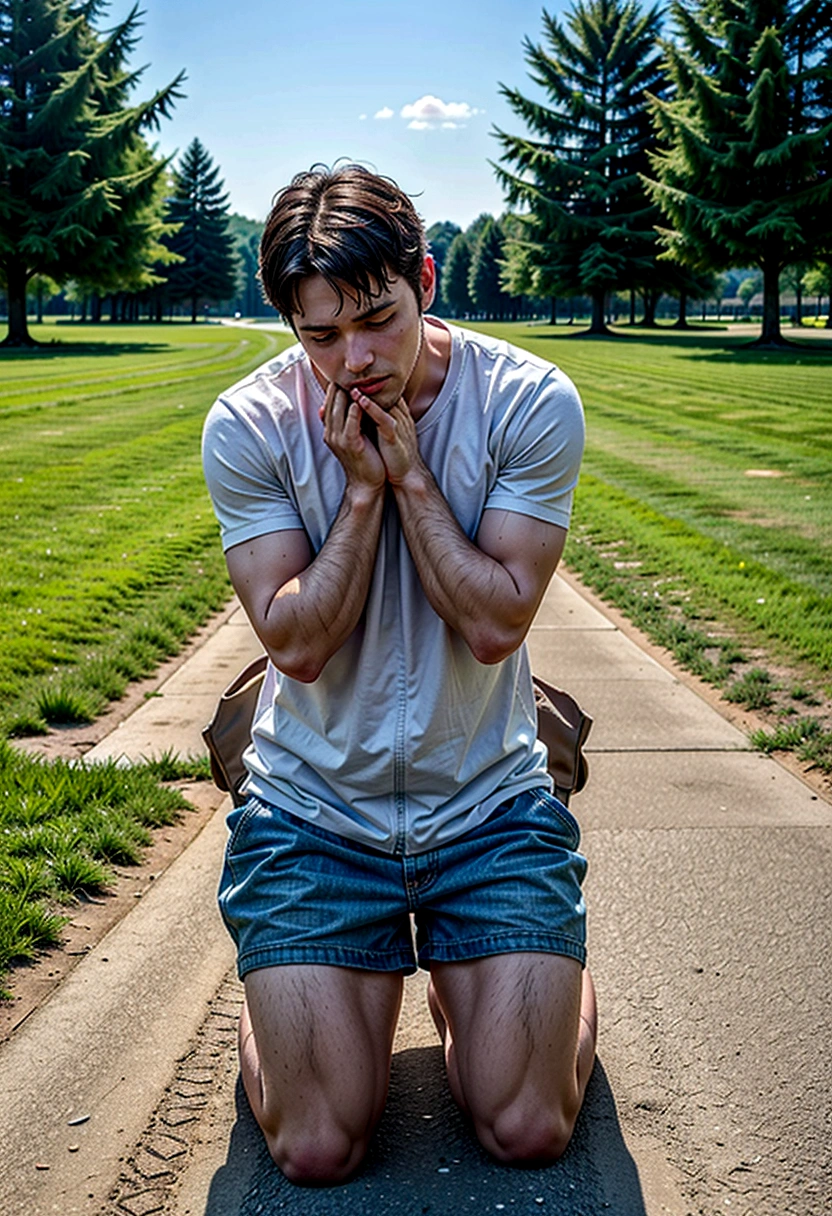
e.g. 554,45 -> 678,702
264,1124 -> 367,1186
479,1098 -> 578,1165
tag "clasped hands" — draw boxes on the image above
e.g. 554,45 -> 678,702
320,381 -> 422,491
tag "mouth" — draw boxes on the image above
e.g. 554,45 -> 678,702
350,376 -> 390,396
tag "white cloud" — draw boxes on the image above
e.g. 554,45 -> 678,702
374,106 -> 394,119
359,113 -> 367,121
400,94 -> 479,129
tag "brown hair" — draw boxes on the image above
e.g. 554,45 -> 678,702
259,164 -> 426,322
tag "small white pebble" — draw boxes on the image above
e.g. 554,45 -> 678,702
438,1167 -> 450,1174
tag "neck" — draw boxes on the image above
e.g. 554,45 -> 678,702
405,317 -> 451,421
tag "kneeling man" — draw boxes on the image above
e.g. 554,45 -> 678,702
202,163 -> 596,1184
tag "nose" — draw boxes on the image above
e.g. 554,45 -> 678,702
343,332 -> 373,375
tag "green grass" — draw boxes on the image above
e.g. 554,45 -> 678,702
471,323 -> 832,676
0,737 -> 195,992
0,320 -> 293,736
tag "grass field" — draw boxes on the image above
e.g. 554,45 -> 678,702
1,317 -> 831,988
0,320 -> 293,735
471,322 -> 832,689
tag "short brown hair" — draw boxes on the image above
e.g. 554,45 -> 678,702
259,164 -> 426,322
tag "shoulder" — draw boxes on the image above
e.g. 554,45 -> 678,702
444,322 -> 578,398
205,341 -> 310,429
439,322 -> 582,433
202,342 -> 322,461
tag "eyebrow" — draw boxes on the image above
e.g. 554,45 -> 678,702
297,298 -> 396,332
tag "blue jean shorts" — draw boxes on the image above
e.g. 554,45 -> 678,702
218,788 -> 587,979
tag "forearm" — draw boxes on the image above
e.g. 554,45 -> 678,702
392,468 -> 530,664
263,484 -> 384,681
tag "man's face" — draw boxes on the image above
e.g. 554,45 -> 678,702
293,261 -> 434,411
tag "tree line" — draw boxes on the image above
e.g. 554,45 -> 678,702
2,0 -> 830,347
494,0 -> 832,346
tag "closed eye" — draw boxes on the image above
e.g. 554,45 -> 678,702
365,312 -> 395,330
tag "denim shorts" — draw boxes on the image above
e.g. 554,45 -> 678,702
218,788 -> 587,978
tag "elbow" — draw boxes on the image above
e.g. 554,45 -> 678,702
468,623 -> 526,666
281,659 -> 324,684
265,644 -> 325,684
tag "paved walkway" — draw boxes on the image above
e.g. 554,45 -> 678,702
2,575 -> 830,1216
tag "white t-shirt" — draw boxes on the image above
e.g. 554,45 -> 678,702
202,320 -> 585,855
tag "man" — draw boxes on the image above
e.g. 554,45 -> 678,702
202,164 -> 596,1185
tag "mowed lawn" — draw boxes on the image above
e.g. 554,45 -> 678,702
0,321 -> 293,734
472,323 -> 832,678
2,318 -> 831,734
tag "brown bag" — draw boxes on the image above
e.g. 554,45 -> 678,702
203,657 -> 592,808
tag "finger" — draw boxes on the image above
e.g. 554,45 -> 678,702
324,383 -> 349,438
351,390 -> 394,437
343,400 -> 364,439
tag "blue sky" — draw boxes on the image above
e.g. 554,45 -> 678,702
108,0 -> 569,229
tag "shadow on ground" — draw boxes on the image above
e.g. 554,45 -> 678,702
526,328 -> 832,360
0,340 -> 171,359
204,1049 -> 646,1215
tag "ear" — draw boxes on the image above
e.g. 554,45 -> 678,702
420,255 -> 437,312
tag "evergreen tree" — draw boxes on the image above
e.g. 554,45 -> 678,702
494,0 -> 666,335
425,221 -> 461,283
0,0 -> 183,345
441,232 -> 473,317
163,139 -> 237,322
227,212 -> 267,317
803,261 -> 832,326
644,0 -> 832,347
468,216 -> 511,319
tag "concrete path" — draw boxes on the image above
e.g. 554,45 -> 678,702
2,576 -> 829,1216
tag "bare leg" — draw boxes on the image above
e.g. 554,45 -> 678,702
240,965 -> 403,1184
428,954 -> 596,1163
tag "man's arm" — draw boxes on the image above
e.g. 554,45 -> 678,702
352,392 -> 566,665
225,385 -> 386,683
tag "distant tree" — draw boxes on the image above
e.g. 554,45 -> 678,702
738,274 -> 763,314
781,261 -> 811,324
73,143 -> 182,321
441,232 -> 473,317
494,0 -> 667,335
803,262 -> 832,325
468,217 -> 512,319
0,0 -> 183,345
709,272 -> 730,321
227,213 -> 267,316
644,0 -> 832,347
163,139 -> 237,322
425,221 -> 461,283
29,274 -> 60,323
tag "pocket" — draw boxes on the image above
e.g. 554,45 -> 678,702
536,790 -> 581,850
226,796 -> 266,858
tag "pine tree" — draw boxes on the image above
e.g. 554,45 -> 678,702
644,0 -> 832,347
441,232 -> 473,317
468,217 -> 511,319
494,0 -> 666,335
163,139 -> 237,322
425,221 -> 461,282
0,0 -> 183,345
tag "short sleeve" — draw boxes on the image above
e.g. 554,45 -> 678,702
202,397 -> 304,551
485,369 -> 585,529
